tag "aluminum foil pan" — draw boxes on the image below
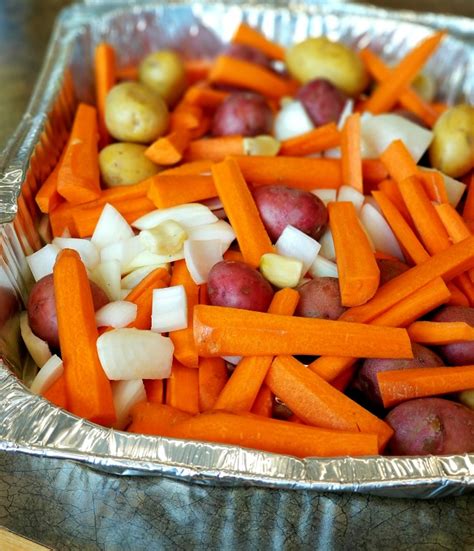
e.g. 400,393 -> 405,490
0,1 -> 473,498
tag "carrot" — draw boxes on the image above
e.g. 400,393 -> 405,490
116,64 -> 138,81
250,385 -> 273,417
431,102 -> 449,115
223,250 -> 244,262
49,202 -> 76,238
209,55 -> 292,98
279,123 -> 341,157
378,179 -> 412,224
184,84 -> 229,109
331,365 -> 356,392
341,113 -> 363,192
232,22 -> 285,61
447,282 -> 470,307
362,160 -> 390,187
211,158 -> 273,267
166,360 -> 200,414
42,373 -> 68,410
169,260 -> 200,368
194,305 -> 412,359
126,279 -> 167,331
377,366 -> 474,408
329,201 -> 380,307
198,357 -> 228,412
35,152 -> 64,214
364,31 -> 446,114
420,170 -> 448,204
144,380 -> 164,404
71,179 -> 150,212
145,129 -> 191,165
147,174 -> 215,208
56,103 -> 101,204
436,203 -> 471,243
169,102 -> 203,133
184,136 -> 245,162
94,43 -> 116,148
380,139 -> 419,185
160,160 -> 213,176
53,249 -> 115,425
214,287 -> 299,413
129,402 -> 192,435
266,356 -> 393,450
407,320 -> 474,345
124,267 -> 170,303
454,273 -> 474,306
462,172 -> 474,221
184,59 -> 213,84
189,115 -> 212,140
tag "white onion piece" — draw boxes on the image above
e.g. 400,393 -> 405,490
222,356 -> 242,366
184,239 -> 224,284
274,100 -> 314,141
337,185 -> 365,212
364,196 -> 383,214
95,301 -> 137,328
275,225 -> 321,274
309,256 -> 338,278
100,236 -> 145,274
26,244 -> 60,281
312,188 -> 337,205
91,204 -> 134,250
20,312 -> 51,368
118,289 -> 131,300
337,99 -> 354,130
97,328 -> 174,380
111,379 -> 147,430
319,229 -> 336,261
360,203 -> 404,261
201,197 -> 224,211
132,203 -> 217,230
323,147 -> 341,159
90,260 -> 122,301
152,285 -> 187,333
121,264 -> 169,290
124,250 -> 183,274
30,354 -> 63,395
186,220 -> 236,252
53,237 -> 100,269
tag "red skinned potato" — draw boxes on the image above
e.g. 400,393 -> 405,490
376,258 -> 410,286
296,78 -> 347,127
0,287 -> 18,330
431,306 -> 474,365
27,274 -> 109,349
207,260 -> 274,312
386,397 -> 474,455
211,92 -> 273,137
224,43 -> 273,69
296,277 -> 346,320
253,185 -> 328,241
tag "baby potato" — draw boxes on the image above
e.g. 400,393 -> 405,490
429,104 -> 474,178
105,82 -> 169,143
139,50 -> 186,106
99,143 -> 161,187
285,37 -> 369,97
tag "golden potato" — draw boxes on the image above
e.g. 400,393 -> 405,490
105,82 -> 169,143
99,143 -> 161,187
429,104 -> 474,178
285,37 -> 369,97
138,50 -> 186,106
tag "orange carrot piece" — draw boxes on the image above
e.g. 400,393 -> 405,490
211,158 -> 273,267
42,373 -> 68,410
431,102 -> 449,115
232,22 -> 285,61
364,31 -> 446,114
209,55 -> 291,98
147,174 -> 216,208
407,320 -> 474,344
266,355 -> 393,450
380,139 -> 419,184
116,64 -> 138,81
223,249 -> 244,262
188,114 -> 212,140
129,402 -> 191,435
250,385 -> 273,417
159,160 -> 213,176
144,380 -> 164,404
194,305 -> 412,359
198,357 -> 228,412
56,103 -> 101,204
184,85 -> 229,109
420,170 -> 448,204
124,267 -> 170,303
331,365 -> 356,392
35,153 -> 64,214
341,113 -> 363,192
436,203 -> 471,243
169,260 -> 200,368
378,366 -> 474,408
184,136 -> 244,162
71,180 -> 150,210
166,360 -> 200,414
126,279 -> 167,331
462,172 -> 474,221
49,202 -> 76,238
329,201 -> 380,307
447,282 -> 470,307
378,179 -> 413,224
279,123 -> 341,157
455,272 -> 474,306
145,129 -> 191,165
170,102 -> 203,132
184,59 -> 213,84
53,249 -> 115,425
362,160 -> 390,188
94,43 -> 116,149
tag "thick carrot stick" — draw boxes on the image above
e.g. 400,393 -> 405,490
53,249 -> 115,425
116,64 -> 138,81
166,360 -> 200,414
169,101 -> 203,131
70,180 -> 150,211
331,365 -> 356,392
408,321 -> 474,344
462,173 -> 474,221
455,272 -> 474,306
232,22 -> 285,61
94,43 -> 116,148
378,366 -> 474,408
169,260 -> 200,368
184,136 -> 244,162
209,55 -> 292,98
194,305 -> 412,359
380,139 -> 420,184
362,160 -> 390,187
129,402 -> 191,435
329,201 -> 380,307
144,380 -> 164,404
35,153 -> 64,214
341,113 -> 363,193
124,267 -> 170,303
211,158 -> 273,267
198,357 -> 228,412
184,85 -> 229,109
42,373 -> 68,410
56,103 -> 101,204
125,279 -> 167,331
436,203 -> 471,243
279,123 -> 341,157
145,129 -> 191,165
250,385 -> 273,417
214,288 -> 300,413
159,160 -> 213,176
364,32 -> 446,114
184,59 -> 213,84
420,170 -> 448,204
378,179 -> 412,224
266,356 -> 392,450
147,174 -> 216,208
49,202 -> 76,237
447,282 -> 470,307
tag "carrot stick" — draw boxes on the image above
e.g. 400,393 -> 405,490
407,320 -> 474,345
266,355 -> 393,450
53,249 -> 115,425
250,385 -> 273,417
184,136 -> 244,162
436,203 -> 472,243
71,180 -> 150,211
364,31 -> 446,114
454,272 -> 474,306
232,22 -> 285,61
56,103 -> 101,204
129,402 -> 191,435
184,59 -> 213,84
147,174 -> 216,208
160,160 -> 213,176
209,55 -> 292,98
447,282 -> 470,307
169,100 -> 203,131
341,113 -> 363,192
420,170 -> 448,204
362,160 -> 390,187
94,43 -> 116,149
169,260 -> 200,368
42,373 -> 68,410
116,64 -> 138,81
279,123 -> 341,157
378,366 -> 474,408
462,172 -> 474,221
144,380 -> 164,404
378,179 -> 413,224
145,129 -> 191,166
223,250 -> 244,262
194,304 -> 412,359
198,357 -> 228,412
49,202 -> 76,238
329,201 -> 380,307
124,267 -> 170,303
214,288 -> 300,413
184,84 -> 229,109
380,139 -> 420,185
211,158 -> 273,267
166,360 -> 200,414
126,279 -> 167,331
331,365 -> 356,392
35,153 -> 64,214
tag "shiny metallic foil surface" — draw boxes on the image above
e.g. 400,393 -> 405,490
0,1 -> 473,497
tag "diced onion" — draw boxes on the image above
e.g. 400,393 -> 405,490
309,256 -> 338,278
124,250 -> 184,274
274,100 -> 314,141
91,203 -> 135,250
222,356 -> 242,365
319,229 -> 336,261
20,312 -> 52,368
186,220 -> 236,252
312,188 -> 337,206
111,379 -> 147,430
95,301 -> 137,328
151,285 -> 187,333
89,260 -> 122,301
30,354 -> 63,395
132,203 -> 217,230
26,244 -> 60,281
275,225 -> 321,274
359,203 -> 404,261
184,239 -> 223,284
53,237 -> 100,269
337,185 -> 365,212
337,99 -> 354,130
100,236 -> 145,274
